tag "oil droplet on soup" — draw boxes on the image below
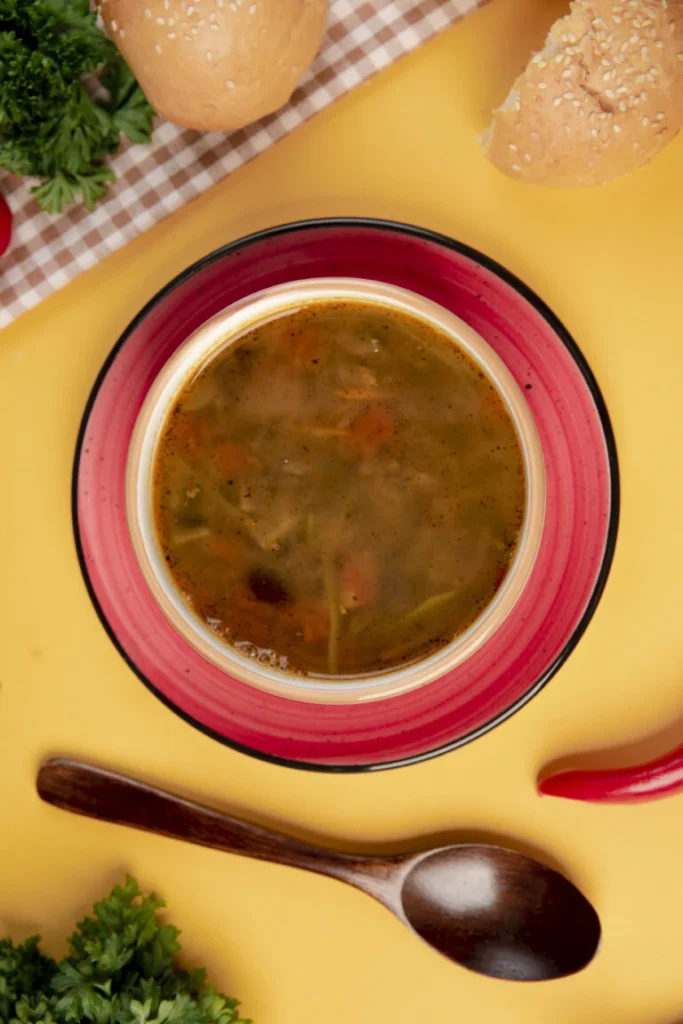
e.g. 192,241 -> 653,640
153,301 -> 526,678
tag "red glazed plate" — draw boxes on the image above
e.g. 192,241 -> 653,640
73,219 -> 619,771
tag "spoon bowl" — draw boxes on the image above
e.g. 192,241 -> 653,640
400,846 -> 600,980
37,758 -> 600,982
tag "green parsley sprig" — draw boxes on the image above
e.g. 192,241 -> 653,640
0,876 -> 250,1024
0,0 -> 155,212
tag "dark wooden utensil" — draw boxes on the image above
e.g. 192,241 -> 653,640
37,758 -> 600,982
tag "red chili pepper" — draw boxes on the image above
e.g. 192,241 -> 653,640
0,193 -> 12,257
538,742 -> 683,803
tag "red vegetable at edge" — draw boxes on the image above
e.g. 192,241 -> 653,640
0,193 -> 12,256
538,742 -> 683,803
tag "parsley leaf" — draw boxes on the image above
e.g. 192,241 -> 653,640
0,0 -> 155,212
0,877 -> 250,1024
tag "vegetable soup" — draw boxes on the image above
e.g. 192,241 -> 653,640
153,301 -> 525,678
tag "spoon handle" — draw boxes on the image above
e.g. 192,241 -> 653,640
37,758 -> 397,897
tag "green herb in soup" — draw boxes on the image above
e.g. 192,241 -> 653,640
153,301 -> 526,678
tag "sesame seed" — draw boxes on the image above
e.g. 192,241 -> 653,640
619,100 -> 627,110
210,22 -> 219,28
508,143 -> 518,151
629,33 -> 639,42
111,18 -> 118,28
119,27 -> 125,36
603,71 -> 612,80
184,32 -> 191,38
656,111 -> 665,119
655,39 -> 664,46
523,153 -> 531,162
225,78 -> 235,88
191,25 -> 198,32
164,0 -> 169,6
155,42 -> 162,52
155,16 -> 165,24
186,5 -> 194,12
591,128 -> 598,136
206,49 -> 212,58
537,82 -> 547,89
230,2 -> 237,8
633,141 -> 640,149
511,164 -> 521,172
209,10 -> 216,18
642,116 -> 650,125
563,91 -> 575,99
601,59 -> 611,67
553,96 -> 562,106
573,100 -> 582,108
144,7 -> 151,16
530,131 -> 540,139
554,54 -> 564,63
587,159 -> 596,167
678,52 -> 683,60
605,89 -> 615,98
616,85 -> 628,92
217,0 -> 224,6
641,46 -> 649,57
613,15 -> 622,22
168,17 -> 175,24
198,18 -> 205,25
613,123 -> 622,132
561,69 -> 573,79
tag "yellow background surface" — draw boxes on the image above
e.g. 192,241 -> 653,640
2,0 -> 683,1020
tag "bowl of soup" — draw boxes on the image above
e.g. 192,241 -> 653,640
126,278 -> 545,703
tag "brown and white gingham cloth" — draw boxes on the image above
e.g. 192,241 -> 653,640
0,0 -> 479,328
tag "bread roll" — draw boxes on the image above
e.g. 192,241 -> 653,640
482,0 -> 683,186
99,0 -> 328,131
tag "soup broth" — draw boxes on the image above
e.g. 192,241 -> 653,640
153,301 -> 526,678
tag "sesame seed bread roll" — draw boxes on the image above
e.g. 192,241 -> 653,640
482,0 -> 683,186
99,0 -> 329,132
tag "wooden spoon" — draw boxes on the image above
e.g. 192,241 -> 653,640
37,758 -> 600,982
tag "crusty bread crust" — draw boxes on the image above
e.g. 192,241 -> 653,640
99,0 -> 328,132
483,0 -> 683,185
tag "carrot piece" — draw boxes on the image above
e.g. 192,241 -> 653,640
212,440 -> 256,477
286,600 -> 329,644
340,551 -> 379,609
302,604 -> 330,645
206,536 -> 248,569
170,412 -> 213,456
291,330 -> 326,368
346,406 -> 395,454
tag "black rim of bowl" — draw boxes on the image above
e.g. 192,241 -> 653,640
72,216 -> 621,773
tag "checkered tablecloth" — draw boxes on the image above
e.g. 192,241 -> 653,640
0,0 -> 480,328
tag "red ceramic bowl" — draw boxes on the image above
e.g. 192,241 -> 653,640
73,218 -> 619,771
